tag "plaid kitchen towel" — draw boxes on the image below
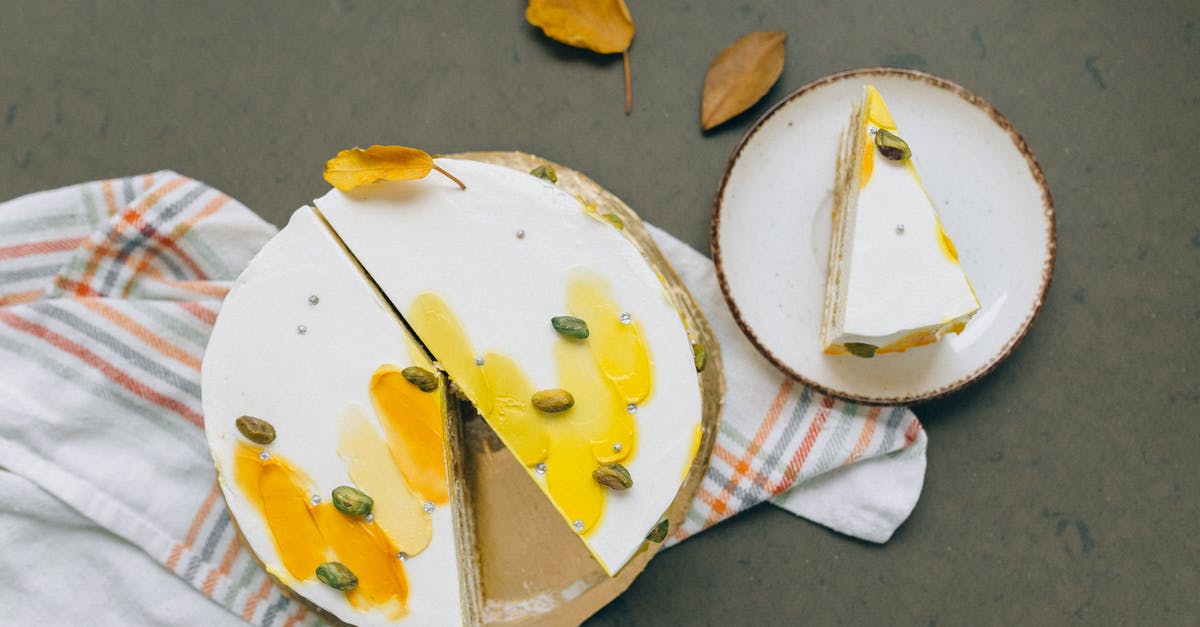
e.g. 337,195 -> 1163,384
0,173 -> 926,625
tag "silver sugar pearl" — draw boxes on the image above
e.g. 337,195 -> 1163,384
895,224 -> 906,235
613,442 -> 623,452
516,229 -> 526,239
364,513 -> 374,523
258,450 -> 270,461
573,520 -> 585,531
535,462 -> 547,475
296,324 -> 307,335
397,552 -> 408,562
619,312 -> 632,325
310,494 -> 321,506
475,356 -> 485,366
308,295 -> 319,305
423,501 -> 435,514
626,403 -> 638,414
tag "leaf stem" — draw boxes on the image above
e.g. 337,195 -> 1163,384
432,163 -> 467,190
623,49 -> 632,115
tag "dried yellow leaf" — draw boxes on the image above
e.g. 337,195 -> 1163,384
525,0 -> 634,54
526,0 -> 636,113
323,145 -> 434,192
701,31 -> 787,131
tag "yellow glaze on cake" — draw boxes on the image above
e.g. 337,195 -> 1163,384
402,276 -> 649,538
233,442 -> 410,617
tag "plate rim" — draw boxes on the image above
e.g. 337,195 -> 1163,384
710,67 -> 1056,405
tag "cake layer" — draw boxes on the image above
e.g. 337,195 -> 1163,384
202,208 -> 465,625
823,86 -> 980,355
314,158 -> 703,575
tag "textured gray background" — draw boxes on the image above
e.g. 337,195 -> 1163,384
2,1 -> 1198,625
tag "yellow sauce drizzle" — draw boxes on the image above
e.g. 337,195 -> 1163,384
369,365 -> 449,505
337,405 -> 432,555
232,442 -> 409,614
257,460 -> 327,581
567,272 -> 653,405
406,293 -> 493,417
480,352 -> 548,463
405,278 -> 651,537
684,423 -> 703,480
859,127 -> 875,188
864,85 -> 897,130
312,505 -> 408,618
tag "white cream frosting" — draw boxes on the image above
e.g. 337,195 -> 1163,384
314,158 -> 703,574
201,208 -> 462,626
831,92 -> 979,348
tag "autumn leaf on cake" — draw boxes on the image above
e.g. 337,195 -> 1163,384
526,0 -> 636,114
324,145 -> 466,192
701,31 -> 787,131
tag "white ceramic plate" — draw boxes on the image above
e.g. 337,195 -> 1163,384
712,68 -> 1055,404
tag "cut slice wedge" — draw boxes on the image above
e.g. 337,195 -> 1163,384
822,85 -> 980,357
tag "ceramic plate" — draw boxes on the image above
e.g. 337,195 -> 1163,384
712,68 -> 1055,404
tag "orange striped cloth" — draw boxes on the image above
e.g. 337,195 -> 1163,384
0,174 -> 926,625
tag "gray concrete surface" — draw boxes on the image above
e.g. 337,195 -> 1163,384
2,1 -> 1197,624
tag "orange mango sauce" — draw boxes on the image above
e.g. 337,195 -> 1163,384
233,442 -> 409,614
337,404 -> 432,555
405,279 -> 650,536
312,505 -> 408,617
369,365 -> 449,505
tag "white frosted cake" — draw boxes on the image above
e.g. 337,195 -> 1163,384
202,157 -> 705,624
821,85 -> 980,358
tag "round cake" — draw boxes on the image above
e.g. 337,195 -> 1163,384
201,155 -> 716,625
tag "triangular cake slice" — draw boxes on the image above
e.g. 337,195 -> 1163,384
202,208 -> 480,625
822,85 -> 980,357
315,158 -> 704,575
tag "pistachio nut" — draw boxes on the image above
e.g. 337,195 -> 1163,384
531,388 -> 575,413
530,164 -> 558,183
401,366 -> 439,392
331,485 -> 374,517
592,462 -> 633,491
844,342 -> 878,358
874,129 -> 912,161
235,415 -> 276,445
646,519 -> 670,543
316,561 -> 358,591
692,342 -> 708,372
602,213 -> 625,230
551,315 -> 590,340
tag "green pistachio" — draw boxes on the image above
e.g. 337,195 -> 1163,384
401,366 -> 439,392
235,415 -> 276,445
315,562 -> 358,591
874,129 -> 912,161
530,164 -> 558,183
592,462 -> 633,491
646,519 -> 670,543
692,342 -> 708,372
331,486 -> 374,517
531,389 -> 575,413
551,315 -> 590,340
844,342 -> 879,358
602,213 -> 625,230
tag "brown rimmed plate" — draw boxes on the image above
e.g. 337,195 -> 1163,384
711,68 -> 1055,404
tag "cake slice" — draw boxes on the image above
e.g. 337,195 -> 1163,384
822,85 -> 980,358
202,208 -> 479,625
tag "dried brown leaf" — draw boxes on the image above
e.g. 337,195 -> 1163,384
701,31 -> 787,131
525,0 -> 634,54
